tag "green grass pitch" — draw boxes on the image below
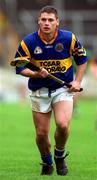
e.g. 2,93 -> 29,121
0,98 -> 97,180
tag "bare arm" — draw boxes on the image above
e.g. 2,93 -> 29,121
75,62 -> 87,82
69,62 -> 87,92
19,68 -> 49,78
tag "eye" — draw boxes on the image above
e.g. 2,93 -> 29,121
48,18 -> 54,22
41,18 -> 46,22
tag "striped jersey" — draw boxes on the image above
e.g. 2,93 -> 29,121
15,29 -> 88,91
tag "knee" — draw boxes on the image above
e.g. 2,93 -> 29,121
36,130 -> 48,144
58,123 -> 69,135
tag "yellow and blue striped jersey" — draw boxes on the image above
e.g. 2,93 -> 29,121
15,29 -> 88,91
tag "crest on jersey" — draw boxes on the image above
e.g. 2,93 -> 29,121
34,46 -> 43,54
55,43 -> 64,52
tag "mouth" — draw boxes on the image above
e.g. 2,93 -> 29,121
43,27 -> 50,31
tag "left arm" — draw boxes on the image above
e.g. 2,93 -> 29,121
75,62 -> 87,83
69,62 -> 87,92
69,33 -> 88,92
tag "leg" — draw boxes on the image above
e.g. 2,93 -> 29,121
53,100 -> 73,175
32,110 -> 54,175
53,101 -> 73,149
32,110 -> 52,155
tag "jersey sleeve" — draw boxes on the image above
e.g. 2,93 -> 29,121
15,39 -> 31,74
71,34 -> 88,65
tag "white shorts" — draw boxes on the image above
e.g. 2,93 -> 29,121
30,87 -> 74,113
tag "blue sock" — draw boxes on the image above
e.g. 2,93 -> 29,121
42,153 -> 53,165
54,147 -> 65,158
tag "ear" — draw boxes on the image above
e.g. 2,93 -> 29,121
37,17 -> 40,25
57,18 -> 59,26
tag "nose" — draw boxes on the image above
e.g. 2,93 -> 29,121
45,19 -> 49,25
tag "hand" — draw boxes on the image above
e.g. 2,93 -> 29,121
68,80 -> 81,92
34,68 -> 49,78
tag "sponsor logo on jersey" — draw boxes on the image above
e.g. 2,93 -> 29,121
36,58 -> 72,73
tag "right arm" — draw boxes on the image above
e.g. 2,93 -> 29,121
19,67 -> 49,78
15,39 -> 49,78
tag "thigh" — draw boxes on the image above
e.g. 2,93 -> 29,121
32,111 -> 52,133
30,88 -> 52,113
52,87 -> 74,126
53,100 -> 73,127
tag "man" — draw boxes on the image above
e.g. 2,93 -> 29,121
15,6 -> 88,175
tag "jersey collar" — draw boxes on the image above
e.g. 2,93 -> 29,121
38,29 -> 58,44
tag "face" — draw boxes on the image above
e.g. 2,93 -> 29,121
38,12 -> 59,35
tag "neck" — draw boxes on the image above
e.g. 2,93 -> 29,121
38,29 -> 58,44
43,32 -> 55,42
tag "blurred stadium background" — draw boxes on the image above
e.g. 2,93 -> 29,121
0,0 -> 97,102
0,1 -> 97,179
